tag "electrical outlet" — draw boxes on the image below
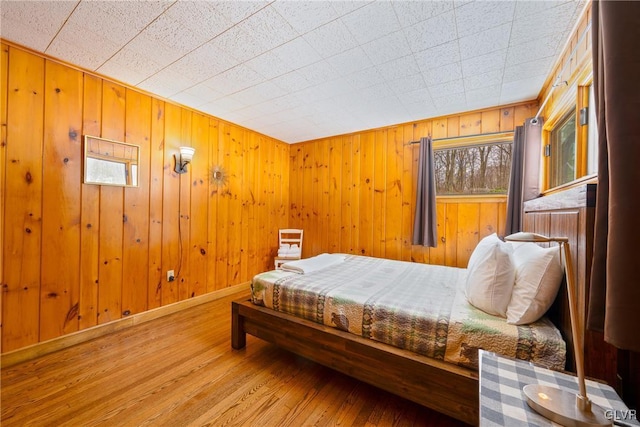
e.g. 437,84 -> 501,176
167,270 -> 175,282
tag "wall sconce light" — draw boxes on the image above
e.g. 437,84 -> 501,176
174,146 -> 195,174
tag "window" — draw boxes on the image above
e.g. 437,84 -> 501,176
549,109 -> 577,188
434,142 -> 512,195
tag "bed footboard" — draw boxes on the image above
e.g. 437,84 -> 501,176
230,299 -> 479,425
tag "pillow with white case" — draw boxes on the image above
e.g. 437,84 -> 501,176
465,233 -> 516,317
506,242 -> 564,325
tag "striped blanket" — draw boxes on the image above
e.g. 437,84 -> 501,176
251,254 -> 566,371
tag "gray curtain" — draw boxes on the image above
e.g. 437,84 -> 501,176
505,119 -> 543,235
412,136 -> 437,247
588,0 -> 640,352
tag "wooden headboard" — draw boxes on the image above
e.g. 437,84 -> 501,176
522,183 -> 596,374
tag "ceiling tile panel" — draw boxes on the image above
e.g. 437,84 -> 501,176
303,19 -> 360,59
455,1 -> 516,38
500,75 -> 547,104
414,40 -> 461,72
204,64 -> 265,96
239,5 -> 299,51
392,1 -> 454,28
137,67 -> 196,98
344,67 -> 387,90
271,37 -> 323,70
387,74 -> 428,96
422,62 -> 463,86
326,46 -> 374,77
46,20 -> 120,70
340,1 -> 402,45
244,51 -> 295,80
458,22 -> 512,60
461,49 -> 507,77
464,69 -> 504,91
405,11 -> 457,53
0,0 -> 77,51
272,1 -> 340,35
506,33 -> 565,67
361,30 -> 413,66
429,79 -> 465,98
164,1 -> 233,41
503,57 -> 554,83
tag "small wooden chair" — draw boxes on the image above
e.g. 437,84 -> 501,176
274,229 -> 303,270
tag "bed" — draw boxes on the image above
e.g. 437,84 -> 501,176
232,250 -> 568,425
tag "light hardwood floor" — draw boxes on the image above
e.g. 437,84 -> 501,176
1,289 -> 468,426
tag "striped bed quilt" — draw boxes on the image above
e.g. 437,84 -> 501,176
251,254 -> 566,371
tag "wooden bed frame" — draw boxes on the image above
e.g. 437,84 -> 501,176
231,184 -> 596,426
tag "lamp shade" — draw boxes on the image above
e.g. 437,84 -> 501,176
179,146 -> 195,163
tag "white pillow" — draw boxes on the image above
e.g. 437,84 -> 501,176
506,242 -> 564,325
465,233 -> 516,317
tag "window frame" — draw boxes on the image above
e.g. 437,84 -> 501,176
432,132 -> 514,199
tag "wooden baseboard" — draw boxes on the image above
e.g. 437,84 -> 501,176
1,282 -> 251,368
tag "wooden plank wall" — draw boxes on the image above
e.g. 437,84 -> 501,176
289,102 -> 537,268
0,45 -> 289,352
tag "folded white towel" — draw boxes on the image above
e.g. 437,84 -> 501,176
281,253 -> 346,274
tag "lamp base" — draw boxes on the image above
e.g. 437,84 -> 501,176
524,384 -> 611,427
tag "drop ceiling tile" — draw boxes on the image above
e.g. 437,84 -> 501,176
514,0 -> 579,20
232,81 -> 287,105
213,1 -> 270,24
376,55 -> 421,82
344,67 -> 386,90
245,51 -> 295,80
387,74 -> 427,96
169,91 -> 209,108
0,1 -> 77,51
164,1 -> 232,41
327,46 -> 373,77
503,57 -> 553,83
46,20 -> 120,70
62,1 -> 148,47
272,1 -> 340,35
138,13 -> 208,54
465,84 -> 502,104
123,32 -> 184,67
464,69 -> 504,91
433,91 -> 467,111
204,96 -> 248,115
340,1 -> 401,45
271,71 -> 312,93
500,75 -> 546,104
303,19 -> 359,59
297,61 -> 339,86
392,1 -> 454,28
271,37 -> 323,70
330,1 -> 373,18
458,22 -> 512,60
239,5 -> 299,51
455,1 -> 516,38
404,87 -> 434,104
93,0 -> 171,33
422,62 -> 463,86
137,67 -> 196,98
210,25 -> 268,63
99,49 -> 165,86
405,11 -> 457,53
414,40 -> 461,72
361,30 -> 413,66
429,78 -> 465,98
357,83 -> 396,102
166,43 -> 238,83
506,34 -> 564,67
182,83 -> 225,103
461,49 -> 507,77
204,64 -> 265,96
510,2 -> 580,46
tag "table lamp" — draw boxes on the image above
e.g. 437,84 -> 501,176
504,232 -> 610,427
